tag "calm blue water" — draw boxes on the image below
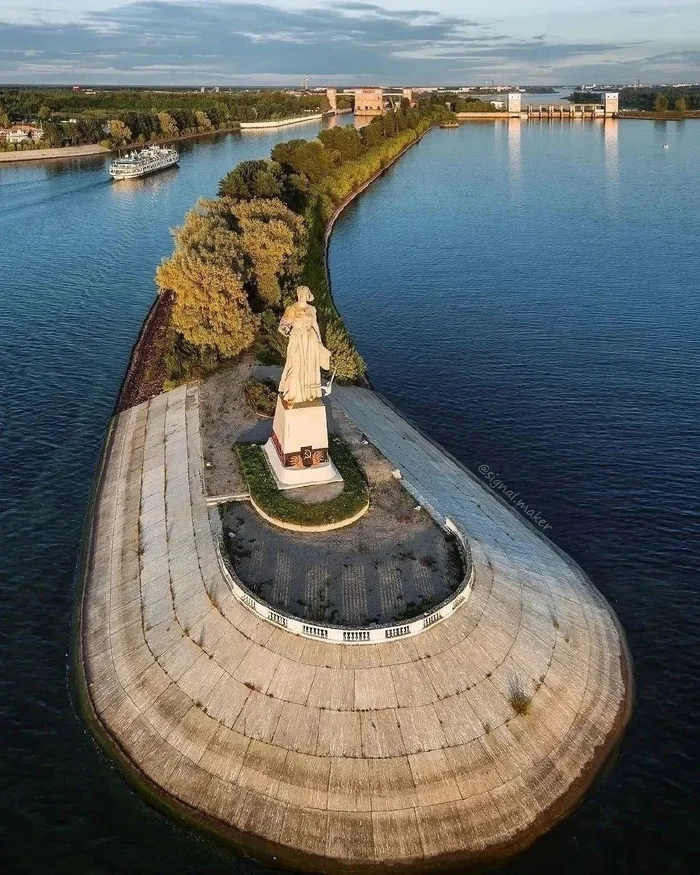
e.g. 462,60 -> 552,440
329,119 -> 699,873
0,117 -> 697,873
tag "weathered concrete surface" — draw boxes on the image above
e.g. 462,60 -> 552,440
79,383 -> 632,872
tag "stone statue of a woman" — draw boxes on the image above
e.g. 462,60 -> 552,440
278,286 -> 331,406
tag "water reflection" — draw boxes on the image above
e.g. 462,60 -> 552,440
507,119 -> 521,182
603,119 -> 619,183
109,165 -> 180,199
42,156 -> 108,177
353,115 -> 373,130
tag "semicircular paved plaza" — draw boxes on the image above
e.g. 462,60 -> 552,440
79,383 -> 632,871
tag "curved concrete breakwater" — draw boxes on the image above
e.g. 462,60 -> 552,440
78,378 -> 632,871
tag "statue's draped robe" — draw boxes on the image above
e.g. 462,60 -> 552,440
279,303 -> 331,405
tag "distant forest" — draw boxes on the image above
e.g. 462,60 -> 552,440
568,87 -> 700,111
0,87 -> 329,122
0,87 -> 340,150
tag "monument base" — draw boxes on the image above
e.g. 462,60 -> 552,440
263,397 -> 343,489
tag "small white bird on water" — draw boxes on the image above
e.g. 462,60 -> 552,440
663,143 -> 670,149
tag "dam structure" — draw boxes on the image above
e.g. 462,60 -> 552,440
78,378 -> 632,871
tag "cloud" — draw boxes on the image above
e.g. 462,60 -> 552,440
0,0 -> 697,83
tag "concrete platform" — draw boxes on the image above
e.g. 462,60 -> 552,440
78,383 -> 632,872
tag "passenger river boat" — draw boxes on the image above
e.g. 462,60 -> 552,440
109,145 -> 179,180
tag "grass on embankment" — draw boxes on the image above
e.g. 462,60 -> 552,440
235,435 -> 369,527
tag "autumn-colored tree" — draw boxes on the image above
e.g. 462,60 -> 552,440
654,94 -> 669,112
229,198 -> 306,308
675,97 -> 687,113
172,199 -> 246,272
108,119 -> 132,146
157,250 -> 259,358
195,110 -> 212,130
157,111 -> 178,138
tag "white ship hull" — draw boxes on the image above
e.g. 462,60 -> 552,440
109,146 -> 179,181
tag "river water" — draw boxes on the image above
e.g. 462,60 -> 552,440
1,118 -> 697,872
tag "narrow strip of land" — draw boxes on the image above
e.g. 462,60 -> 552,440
79,383 -> 631,872
0,143 -> 111,163
240,114 -> 325,129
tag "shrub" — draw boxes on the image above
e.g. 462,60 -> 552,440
235,434 -> 369,526
244,378 -> 278,417
324,320 -> 366,381
507,676 -> 532,715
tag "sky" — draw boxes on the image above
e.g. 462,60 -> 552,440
1,0 -> 699,85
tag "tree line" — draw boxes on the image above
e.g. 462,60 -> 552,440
568,88 -> 700,112
0,88 -> 329,150
156,99 -> 448,388
0,87 -> 327,121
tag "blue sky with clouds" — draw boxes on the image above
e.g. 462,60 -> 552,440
1,1 -> 698,84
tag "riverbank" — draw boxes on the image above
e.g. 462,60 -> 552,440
619,110 -> 700,120
0,143 -> 110,163
115,291 -> 174,414
0,125 -> 242,164
0,116 -> 332,165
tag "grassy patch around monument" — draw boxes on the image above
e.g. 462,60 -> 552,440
235,434 -> 369,527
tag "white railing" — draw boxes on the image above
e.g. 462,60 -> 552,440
215,517 -> 474,645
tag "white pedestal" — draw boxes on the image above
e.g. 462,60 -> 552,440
263,397 -> 343,489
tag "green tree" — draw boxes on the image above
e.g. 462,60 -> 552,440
675,97 -> 687,113
157,251 -> 259,359
37,105 -> 52,122
62,121 -> 80,146
359,119 -> 384,148
41,120 -> 64,147
654,94 -> 669,112
218,159 -> 284,201
271,139 -> 335,186
108,119 -> 132,147
0,106 -> 9,128
317,126 -> 363,161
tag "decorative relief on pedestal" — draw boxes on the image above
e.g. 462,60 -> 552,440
269,429 -> 328,469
